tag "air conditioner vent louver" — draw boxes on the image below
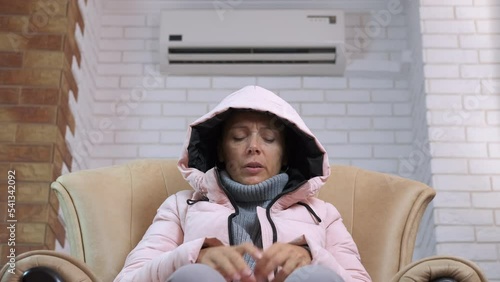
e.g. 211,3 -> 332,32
160,10 -> 346,76
170,60 -> 336,64
168,48 -> 336,54
168,48 -> 337,65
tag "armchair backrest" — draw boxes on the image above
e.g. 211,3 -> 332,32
51,159 -> 435,282
321,164 -> 435,282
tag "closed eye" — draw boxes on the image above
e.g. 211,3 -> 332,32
232,135 -> 246,141
263,137 -> 275,143
260,128 -> 277,143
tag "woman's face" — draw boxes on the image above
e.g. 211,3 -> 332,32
219,111 -> 285,185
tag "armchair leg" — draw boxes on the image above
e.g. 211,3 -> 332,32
22,267 -> 64,282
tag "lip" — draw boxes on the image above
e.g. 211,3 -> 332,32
244,162 -> 263,168
243,162 -> 264,174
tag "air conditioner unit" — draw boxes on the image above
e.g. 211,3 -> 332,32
159,10 -> 346,76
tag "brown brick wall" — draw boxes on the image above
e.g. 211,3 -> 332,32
0,0 -> 85,265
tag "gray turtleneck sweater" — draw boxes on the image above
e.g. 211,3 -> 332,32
220,171 -> 289,270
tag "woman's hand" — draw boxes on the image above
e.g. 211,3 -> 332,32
196,242 -> 262,282
254,243 -> 312,282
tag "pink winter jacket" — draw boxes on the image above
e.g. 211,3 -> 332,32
114,86 -> 371,282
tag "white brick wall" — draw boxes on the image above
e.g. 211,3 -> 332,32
407,0 -> 436,261
419,7 -> 455,19
435,226 -> 475,242
433,191 -> 471,208
437,243 -> 498,260
423,20 -> 476,34
436,209 -> 494,225
69,0 -> 102,172
420,0 -> 500,280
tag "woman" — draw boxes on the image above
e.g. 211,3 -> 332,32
114,86 -> 371,282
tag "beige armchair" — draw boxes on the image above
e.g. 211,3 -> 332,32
1,159 -> 487,282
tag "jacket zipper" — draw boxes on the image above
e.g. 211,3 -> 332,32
265,180 -> 307,243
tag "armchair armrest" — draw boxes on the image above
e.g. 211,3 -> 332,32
0,250 -> 99,282
391,255 -> 488,282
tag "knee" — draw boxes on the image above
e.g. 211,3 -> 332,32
167,264 -> 225,282
286,265 -> 345,282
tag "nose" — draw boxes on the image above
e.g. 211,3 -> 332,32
247,145 -> 260,154
247,136 -> 261,154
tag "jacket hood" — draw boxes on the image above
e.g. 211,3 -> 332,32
178,85 -> 330,201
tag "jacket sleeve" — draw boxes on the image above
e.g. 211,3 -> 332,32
113,191 -> 205,282
304,202 -> 372,282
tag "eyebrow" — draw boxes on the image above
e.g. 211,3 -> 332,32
229,125 -> 276,131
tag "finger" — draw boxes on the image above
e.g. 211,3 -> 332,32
272,270 -> 287,282
224,248 -> 254,278
200,246 -> 253,280
234,244 -> 263,281
202,259 -> 234,282
210,254 -> 242,281
240,272 -> 257,282
235,243 -> 263,260
255,243 -> 312,281
275,257 -> 303,282
207,248 -> 254,282
254,249 -> 288,280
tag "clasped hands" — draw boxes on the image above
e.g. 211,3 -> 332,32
196,242 -> 312,282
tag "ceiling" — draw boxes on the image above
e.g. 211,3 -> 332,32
102,0 -> 389,12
